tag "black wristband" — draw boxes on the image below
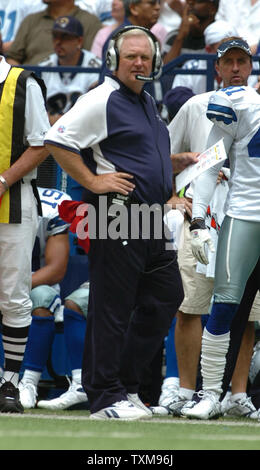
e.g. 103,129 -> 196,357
189,218 -> 206,232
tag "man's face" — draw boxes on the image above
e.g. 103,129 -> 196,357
115,34 -> 153,94
52,32 -> 82,60
187,0 -> 215,20
130,0 -> 161,29
216,49 -> 253,87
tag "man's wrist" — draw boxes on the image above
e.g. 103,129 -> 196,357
190,218 -> 206,231
0,175 -> 9,191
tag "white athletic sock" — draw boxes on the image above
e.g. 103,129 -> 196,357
231,392 -> 247,402
163,377 -> 180,388
22,369 -> 41,387
201,327 -> 230,396
179,387 -> 194,400
71,368 -> 82,385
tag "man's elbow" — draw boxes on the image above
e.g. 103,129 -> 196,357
44,142 -> 56,154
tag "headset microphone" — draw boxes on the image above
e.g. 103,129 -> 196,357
135,68 -> 162,82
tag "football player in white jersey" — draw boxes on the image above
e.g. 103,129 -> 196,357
155,37 -> 260,420
182,38 -> 260,419
18,187 -> 90,410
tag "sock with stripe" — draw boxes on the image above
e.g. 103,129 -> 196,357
2,323 -> 30,387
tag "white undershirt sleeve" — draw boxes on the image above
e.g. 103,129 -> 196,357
24,76 -> 50,146
192,124 -> 233,219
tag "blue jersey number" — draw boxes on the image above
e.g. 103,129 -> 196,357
248,126 -> 260,158
0,10 -> 16,42
41,189 -> 64,209
221,86 -> 245,96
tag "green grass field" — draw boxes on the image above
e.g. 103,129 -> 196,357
0,409 -> 259,451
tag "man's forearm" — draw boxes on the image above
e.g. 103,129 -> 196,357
46,143 -> 96,191
192,165 -> 221,219
1,146 -> 48,189
45,143 -> 136,196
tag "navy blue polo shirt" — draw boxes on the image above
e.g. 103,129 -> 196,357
45,76 -> 173,206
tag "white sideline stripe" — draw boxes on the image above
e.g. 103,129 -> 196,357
0,429 -> 259,442
3,413 -> 260,428
0,430 -> 141,439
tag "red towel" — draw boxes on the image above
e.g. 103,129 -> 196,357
58,200 -> 90,253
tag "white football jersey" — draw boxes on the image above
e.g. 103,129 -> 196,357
39,50 -> 101,114
32,188 -> 72,271
206,86 -> 260,222
168,91 -> 214,154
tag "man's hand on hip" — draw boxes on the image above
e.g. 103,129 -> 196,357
89,172 -> 135,195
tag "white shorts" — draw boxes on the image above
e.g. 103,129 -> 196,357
249,291 -> 260,322
0,183 -> 38,327
177,220 -> 214,315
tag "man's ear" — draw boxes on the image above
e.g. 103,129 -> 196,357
129,2 -> 140,19
78,37 -> 84,49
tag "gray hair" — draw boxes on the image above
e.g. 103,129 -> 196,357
117,28 -> 155,57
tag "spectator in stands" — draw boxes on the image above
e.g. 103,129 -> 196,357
216,0 -> 260,55
91,0 -> 126,58
0,0 -> 44,53
158,0 -> 185,35
162,0 -> 219,64
5,0 -> 102,65
171,20 -> 238,94
18,187 -> 89,410
39,15 -> 101,204
39,16 -> 101,126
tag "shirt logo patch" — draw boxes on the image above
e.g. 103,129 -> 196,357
58,125 -> 66,133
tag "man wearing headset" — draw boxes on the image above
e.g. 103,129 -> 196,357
44,25 -> 198,420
